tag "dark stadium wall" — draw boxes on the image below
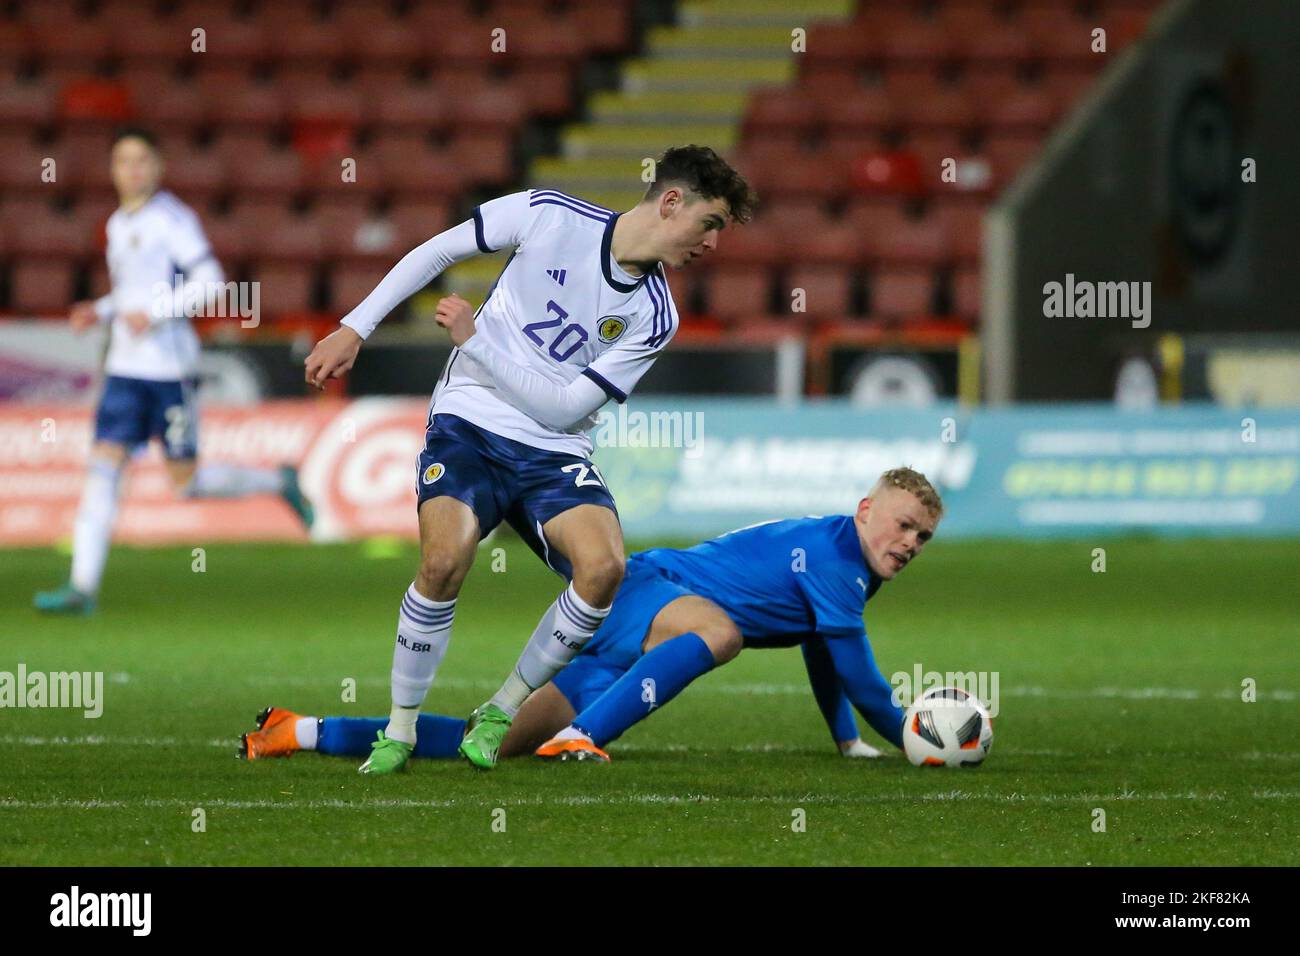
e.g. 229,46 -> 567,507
984,0 -> 1298,403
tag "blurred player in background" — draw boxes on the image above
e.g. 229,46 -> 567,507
34,128 -> 314,616
239,468 -> 941,765
303,145 -> 757,771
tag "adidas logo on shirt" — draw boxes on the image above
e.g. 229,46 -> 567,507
545,268 -> 567,286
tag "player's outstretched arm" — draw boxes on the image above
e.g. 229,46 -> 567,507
822,629 -> 906,750
342,220 -> 482,339
801,634 -> 865,753
304,219 -> 483,389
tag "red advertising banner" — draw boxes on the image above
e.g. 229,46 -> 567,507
0,399 -> 430,546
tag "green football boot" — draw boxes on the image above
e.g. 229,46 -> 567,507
280,466 -> 315,531
458,703 -> 512,770
33,584 -> 97,615
358,731 -> 413,775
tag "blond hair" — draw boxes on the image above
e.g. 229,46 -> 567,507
870,467 -> 944,518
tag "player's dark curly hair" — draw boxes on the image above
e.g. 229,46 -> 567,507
112,126 -> 161,152
642,145 -> 758,224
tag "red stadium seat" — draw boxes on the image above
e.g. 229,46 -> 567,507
372,84 -> 448,131
512,65 -> 574,117
758,199 -> 833,233
856,205 -> 951,266
235,148 -> 305,196
128,72 -> 207,130
708,220 -> 784,268
804,22 -> 884,65
1045,68 -> 1101,115
848,151 -> 926,198
232,202 -> 323,262
942,8 -> 1034,65
201,213 -> 246,264
743,150 -> 847,202
274,22 -> 349,62
892,87 -> 977,131
744,89 -> 818,136
704,268 -> 772,319
934,201 -> 985,264
820,88 -> 895,132
507,13 -> 587,64
785,222 -> 861,267
350,19 -> 427,63
248,261 -> 318,315
985,133 -> 1044,189
317,198 -> 390,260
7,205 -> 98,257
952,266 -> 982,319
0,81 -> 55,126
571,0 -> 634,54
787,265 -> 855,317
202,73 -> 286,127
112,19 -> 195,65
389,202 -> 454,250
880,21 -> 959,64
1023,7 -> 1097,63
377,148 -> 465,198
179,14 -> 268,63
329,262 -> 394,312
450,134 -> 515,186
871,268 -> 935,319
11,259 -> 76,315
442,86 -> 526,133
161,147 -> 226,198
31,21 -> 111,61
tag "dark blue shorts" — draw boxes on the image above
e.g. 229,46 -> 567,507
93,375 -> 199,460
551,554 -> 694,712
416,413 -> 618,580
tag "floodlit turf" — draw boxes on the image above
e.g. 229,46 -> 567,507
3,535 -> 1298,866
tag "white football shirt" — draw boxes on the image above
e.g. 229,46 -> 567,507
432,189 -> 680,456
100,190 -> 217,381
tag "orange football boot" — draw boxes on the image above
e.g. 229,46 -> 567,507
534,736 -> 611,763
238,706 -> 303,760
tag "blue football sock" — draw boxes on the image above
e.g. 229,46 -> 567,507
317,714 -> 466,758
573,632 -> 715,746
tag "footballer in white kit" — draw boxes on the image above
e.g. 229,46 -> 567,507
34,128 -> 314,616
304,145 -> 757,771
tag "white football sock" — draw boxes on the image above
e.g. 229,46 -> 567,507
490,583 -> 610,717
294,717 -> 319,750
386,583 -> 455,744
70,459 -> 124,596
186,463 -> 285,497
387,705 -> 419,745
552,725 -> 591,743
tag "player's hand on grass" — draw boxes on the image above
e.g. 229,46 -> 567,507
304,325 -> 363,390
434,293 -> 476,346
69,301 -> 99,334
838,738 -> 883,759
122,311 -> 151,335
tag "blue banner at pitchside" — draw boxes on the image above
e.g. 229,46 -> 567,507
587,401 -> 1300,538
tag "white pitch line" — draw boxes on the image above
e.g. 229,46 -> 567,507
4,735 -> 1300,766
1,790 -> 1297,812
143,676 -> 1300,702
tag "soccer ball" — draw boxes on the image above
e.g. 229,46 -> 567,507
902,686 -> 994,767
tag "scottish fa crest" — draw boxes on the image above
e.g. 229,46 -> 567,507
597,315 -> 627,344
422,462 -> 445,484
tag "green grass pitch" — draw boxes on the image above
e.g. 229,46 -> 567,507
3,536 -> 1297,866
